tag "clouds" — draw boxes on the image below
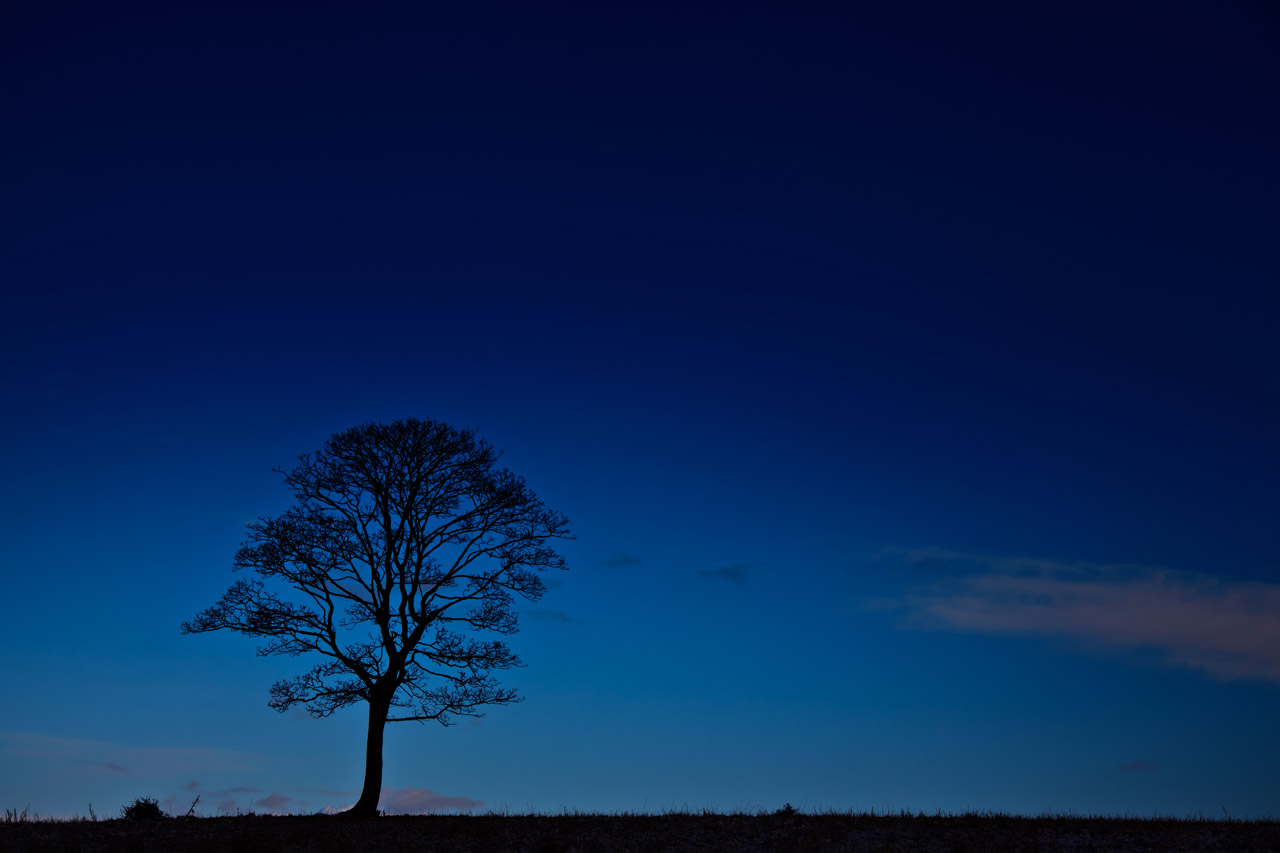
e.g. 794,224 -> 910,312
202,788 -> 269,816
158,782 -> 279,816
1117,760 -> 1157,773
883,549 -> 1280,683
0,731 -> 264,776
603,553 -> 770,587
380,786 -> 483,814
255,792 -> 293,811
325,786 -> 482,815
698,563 -> 762,585
525,609 -> 582,624
173,783 -> 332,816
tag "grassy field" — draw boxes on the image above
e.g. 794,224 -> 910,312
4,807 -> 1278,852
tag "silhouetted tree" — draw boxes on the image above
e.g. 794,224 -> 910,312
183,419 -> 571,818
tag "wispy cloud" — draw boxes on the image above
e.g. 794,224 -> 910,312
1117,760 -> 1157,773
698,563 -> 762,585
0,731 -> 264,776
382,786 -> 482,814
525,609 -> 582,624
326,786 -> 482,815
255,793 -> 293,812
175,786 -> 263,816
603,553 -> 641,568
881,549 -> 1280,683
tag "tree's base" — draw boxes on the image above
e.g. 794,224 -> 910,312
337,805 -> 381,820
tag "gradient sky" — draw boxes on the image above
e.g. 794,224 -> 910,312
3,0 -> 1278,820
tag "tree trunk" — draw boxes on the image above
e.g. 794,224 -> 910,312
347,690 -> 391,818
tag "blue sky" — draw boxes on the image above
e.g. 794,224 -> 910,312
2,0 -> 1278,819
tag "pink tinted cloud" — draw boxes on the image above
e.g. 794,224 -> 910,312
207,786 -> 260,814
892,552 -> 1280,682
255,793 -> 293,812
328,786 -> 482,814
381,786 -> 482,814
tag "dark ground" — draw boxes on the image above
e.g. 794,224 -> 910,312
3,812 -> 1278,852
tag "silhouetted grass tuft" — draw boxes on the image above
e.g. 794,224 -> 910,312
4,806 -> 33,824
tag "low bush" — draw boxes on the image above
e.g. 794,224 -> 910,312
121,796 -> 165,820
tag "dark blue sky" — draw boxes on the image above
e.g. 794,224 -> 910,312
3,0 -> 1278,818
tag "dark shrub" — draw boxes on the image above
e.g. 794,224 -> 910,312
121,796 -> 165,820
